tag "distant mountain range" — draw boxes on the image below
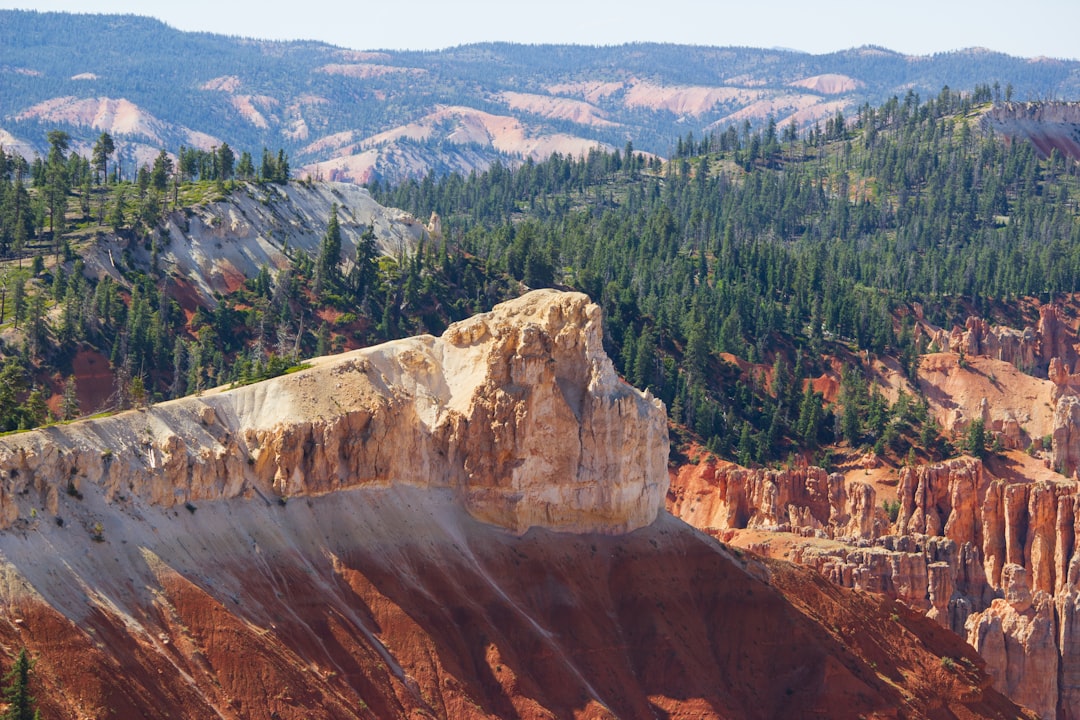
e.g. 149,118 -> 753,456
4,9 -> 1080,183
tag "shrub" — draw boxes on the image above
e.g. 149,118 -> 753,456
333,312 -> 358,327
882,499 -> 901,523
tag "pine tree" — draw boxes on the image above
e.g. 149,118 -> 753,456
796,384 -> 822,448
60,376 -> 80,420
44,130 -> 70,243
315,322 -> 330,357
964,418 -> 987,459
348,224 -> 379,300
91,131 -> 115,185
314,204 -> 342,296
236,151 -> 255,180
217,143 -> 235,181
2,648 -> 36,720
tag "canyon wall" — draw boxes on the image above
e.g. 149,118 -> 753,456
667,303 -> 1080,716
670,455 -> 1080,719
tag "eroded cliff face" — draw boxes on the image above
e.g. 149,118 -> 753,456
0,289 -> 1023,719
670,452 -> 1080,718
0,289 -> 668,536
668,461 -> 882,541
84,181 -> 433,303
984,102 -> 1080,161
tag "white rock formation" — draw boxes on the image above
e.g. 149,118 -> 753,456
0,289 -> 668,536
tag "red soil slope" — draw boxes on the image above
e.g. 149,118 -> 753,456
0,489 -> 1030,720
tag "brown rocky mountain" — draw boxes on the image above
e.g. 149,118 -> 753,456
0,291 -> 1031,718
983,102 -> 1080,160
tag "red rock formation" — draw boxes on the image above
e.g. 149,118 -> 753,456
0,290 -> 1025,719
926,303 -> 1078,377
0,505 -> 1030,720
1039,304 -> 1078,368
930,316 -> 1038,370
967,565 -> 1059,720
669,453 -> 1080,716
667,460 -> 884,540
1055,395 -> 1080,478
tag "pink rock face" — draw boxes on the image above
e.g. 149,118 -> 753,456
1054,395 -> 1080,478
984,101 -> 1080,162
669,453 -> 1080,717
667,461 -> 881,540
897,458 -> 984,545
967,565 -> 1059,720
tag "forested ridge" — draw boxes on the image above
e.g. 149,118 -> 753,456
0,130 -> 517,431
1,86 -> 1079,470
373,87 -> 1080,465
6,8 -> 1080,183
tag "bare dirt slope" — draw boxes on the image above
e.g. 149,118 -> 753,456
0,493 -> 1031,720
84,181 -> 431,303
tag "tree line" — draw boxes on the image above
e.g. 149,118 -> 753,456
373,88 -> 1080,463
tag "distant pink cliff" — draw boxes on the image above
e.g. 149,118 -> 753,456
983,101 -> 1080,160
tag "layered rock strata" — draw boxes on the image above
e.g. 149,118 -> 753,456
0,289 -> 1025,719
670,455 -> 1080,718
984,101 -> 1080,162
0,289 -> 668,536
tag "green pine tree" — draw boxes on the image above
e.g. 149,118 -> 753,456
2,648 -> 36,720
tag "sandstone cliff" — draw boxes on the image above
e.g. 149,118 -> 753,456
0,289 -> 1027,719
670,452 -> 1080,718
0,289 -> 668,536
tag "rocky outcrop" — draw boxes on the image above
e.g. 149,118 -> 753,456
85,181 -> 431,303
0,291 -> 1027,720
0,289 -> 668,536
984,101 -> 1080,162
967,565 -> 1059,720
896,458 -> 985,544
927,304 -> 1077,376
669,453 -> 1080,716
934,315 -> 1039,370
1054,395 -> 1080,478
667,461 -> 883,540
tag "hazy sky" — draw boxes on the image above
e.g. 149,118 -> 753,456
2,0 -> 1078,59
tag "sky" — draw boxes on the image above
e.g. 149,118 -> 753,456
1,0 -> 1078,59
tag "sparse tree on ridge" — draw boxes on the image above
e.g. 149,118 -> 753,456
218,143 -> 235,182
91,131 -> 115,185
